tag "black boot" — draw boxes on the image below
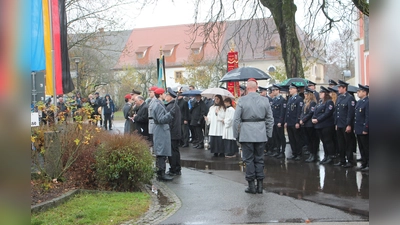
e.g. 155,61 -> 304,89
158,170 -> 174,181
245,180 -> 256,194
256,179 -> 263,194
305,154 -> 315,163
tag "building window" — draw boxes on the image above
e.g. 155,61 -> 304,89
191,42 -> 204,55
135,46 -> 151,59
175,71 -> 183,82
163,44 -> 178,57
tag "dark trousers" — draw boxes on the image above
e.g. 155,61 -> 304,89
189,124 -> 196,143
316,126 -> 335,157
156,155 -> 167,171
304,127 -> 319,155
333,130 -> 339,155
241,142 -> 265,181
287,126 -> 302,157
181,123 -> 189,145
104,113 -> 112,129
272,125 -> 286,153
194,126 -> 204,145
168,140 -> 181,173
357,134 -> 369,167
336,127 -> 356,163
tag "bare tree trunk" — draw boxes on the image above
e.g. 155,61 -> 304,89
260,0 -> 304,78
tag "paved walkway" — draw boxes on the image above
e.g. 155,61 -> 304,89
111,120 -> 369,224
156,167 -> 368,225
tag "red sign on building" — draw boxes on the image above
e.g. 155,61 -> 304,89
227,51 -> 239,97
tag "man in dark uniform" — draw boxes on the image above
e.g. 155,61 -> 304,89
333,80 -> 357,168
270,84 -> 287,159
259,86 -> 274,156
354,84 -> 369,171
307,80 -> 320,101
177,89 -> 190,147
285,83 -> 304,160
165,88 -> 182,176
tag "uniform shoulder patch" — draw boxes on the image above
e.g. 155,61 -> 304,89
329,105 -> 333,110
299,102 -> 303,107
351,101 -> 355,106
283,103 -> 286,108
311,107 -> 315,111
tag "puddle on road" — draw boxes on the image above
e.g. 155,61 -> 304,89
181,156 -> 369,217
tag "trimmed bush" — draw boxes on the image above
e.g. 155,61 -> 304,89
95,133 -> 154,191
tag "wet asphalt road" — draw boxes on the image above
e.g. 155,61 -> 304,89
111,121 -> 369,223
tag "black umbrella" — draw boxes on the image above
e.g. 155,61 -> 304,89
180,90 -> 202,96
279,77 -> 310,87
219,67 -> 271,82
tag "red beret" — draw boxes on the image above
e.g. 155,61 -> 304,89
247,78 -> 258,84
149,86 -> 158,92
154,88 -> 165,95
125,94 -> 132,100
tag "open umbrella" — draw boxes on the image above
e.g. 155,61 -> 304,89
279,77 -> 309,87
201,88 -> 235,100
180,90 -> 202,96
220,67 -> 271,82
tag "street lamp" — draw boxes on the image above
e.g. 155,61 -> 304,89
74,58 -> 80,93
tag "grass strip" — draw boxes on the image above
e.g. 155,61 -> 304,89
31,191 -> 150,225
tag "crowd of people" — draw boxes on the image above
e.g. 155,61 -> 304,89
262,79 -> 369,174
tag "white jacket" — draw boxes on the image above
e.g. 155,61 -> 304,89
206,105 -> 225,136
223,106 -> 235,140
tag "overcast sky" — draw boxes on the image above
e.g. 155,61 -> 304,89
120,0 -> 308,29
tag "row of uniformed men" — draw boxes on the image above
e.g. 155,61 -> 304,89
257,79 -> 369,171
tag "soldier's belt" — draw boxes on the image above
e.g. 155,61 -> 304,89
242,118 -> 265,122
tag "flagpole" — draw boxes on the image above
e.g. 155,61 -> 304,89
159,46 -> 166,89
48,0 -> 58,123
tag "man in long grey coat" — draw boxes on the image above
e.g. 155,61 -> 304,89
151,88 -> 175,181
233,78 -> 274,194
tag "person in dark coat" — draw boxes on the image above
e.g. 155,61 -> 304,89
300,87 -> 318,162
334,80 -> 356,168
133,95 -> 149,140
93,92 -> 103,126
270,84 -> 287,159
103,94 -> 115,130
354,84 -> 369,171
123,94 -> 133,134
312,86 -> 336,164
128,89 -> 142,134
259,86 -> 274,155
177,91 -> 190,147
189,94 -> 208,148
165,88 -> 182,176
284,83 -> 304,161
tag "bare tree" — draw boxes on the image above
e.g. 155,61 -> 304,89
187,0 -> 369,79
324,29 -> 355,82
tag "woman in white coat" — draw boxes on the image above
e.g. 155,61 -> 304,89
205,95 -> 225,157
223,97 -> 238,158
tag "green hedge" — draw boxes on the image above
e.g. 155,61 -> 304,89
95,134 -> 154,191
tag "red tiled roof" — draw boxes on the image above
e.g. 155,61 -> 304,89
114,23 -> 225,69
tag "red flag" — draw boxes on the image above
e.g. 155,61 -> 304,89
51,0 -> 63,95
